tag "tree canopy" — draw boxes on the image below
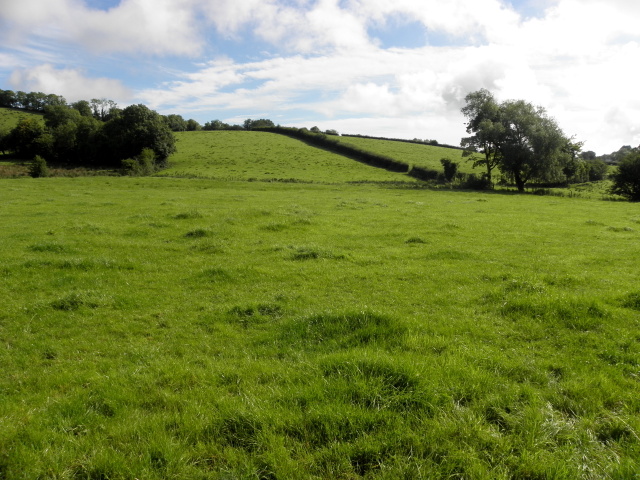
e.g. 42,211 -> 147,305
609,148 -> 640,201
461,89 -> 580,191
2,91 -> 176,171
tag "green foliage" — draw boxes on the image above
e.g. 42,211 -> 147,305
586,158 -> 609,181
121,148 -> 158,176
609,149 -> 640,201
28,155 -> 49,178
6,117 -> 46,158
2,94 -> 174,170
440,157 -> 459,182
244,118 -> 275,130
461,90 -> 577,191
102,104 -> 176,167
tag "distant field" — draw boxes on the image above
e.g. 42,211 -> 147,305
160,131 -> 421,183
0,107 -> 43,130
1,176 -> 639,478
336,135 -> 473,173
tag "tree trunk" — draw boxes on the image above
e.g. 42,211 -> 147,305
514,173 -> 525,192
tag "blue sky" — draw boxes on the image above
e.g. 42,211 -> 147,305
1,0 -> 639,153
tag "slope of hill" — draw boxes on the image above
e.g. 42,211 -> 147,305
0,107 -> 43,131
160,130 -> 421,184
336,135 -> 473,173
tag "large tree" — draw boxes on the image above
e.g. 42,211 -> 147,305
101,104 -> 176,167
498,100 -> 571,191
460,88 -> 503,186
461,91 -> 575,192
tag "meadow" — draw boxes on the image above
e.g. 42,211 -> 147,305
335,136 -> 472,173
1,166 -> 639,478
158,131 -> 422,184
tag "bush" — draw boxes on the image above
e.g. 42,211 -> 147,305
29,155 -> 49,178
460,173 -> 492,190
121,148 -> 157,176
440,158 -> 459,182
609,150 -> 640,201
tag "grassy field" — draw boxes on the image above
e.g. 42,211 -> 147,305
335,136 -> 472,173
159,131 -> 421,183
0,107 -> 43,131
1,174 -> 639,478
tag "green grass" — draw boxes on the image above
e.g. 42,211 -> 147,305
0,107 -> 43,131
336,135 -> 473,173
158,131 -> 421,183
1,176 -> 639,478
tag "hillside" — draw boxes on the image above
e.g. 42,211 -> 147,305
0,107 -> 43,131
336,135 -> 472,173
160,130 -> 422,183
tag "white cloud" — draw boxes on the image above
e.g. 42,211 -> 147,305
2,0 -> 640,153
9,64 -> 131,103
1,0 -> 203,56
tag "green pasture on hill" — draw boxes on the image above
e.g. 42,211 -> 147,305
1,175 -> 639,479
0,108 -> 43,131
159,131 -> 422,183
336,136 -> 472,173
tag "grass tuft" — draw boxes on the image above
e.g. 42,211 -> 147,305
279,311 -> 406,351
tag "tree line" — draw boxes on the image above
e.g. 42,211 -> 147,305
0,92 -> 176,173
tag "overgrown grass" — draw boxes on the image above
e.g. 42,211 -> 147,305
1,176 -> 639,478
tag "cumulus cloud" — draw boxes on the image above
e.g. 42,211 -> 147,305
1,0 -> 203,56
9,64 -> 131,103
2,0 -> 640,152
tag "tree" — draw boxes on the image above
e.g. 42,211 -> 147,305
461,90 -> 576,191
585,158 -> 608,181
244,118 -> 275,130
91,98 -> 118,121
460,89 -> 503,187
71,100 -> 93,117
0,89 -> 17,108
186,119 -> 201,131
7,118 -> 46,158
204,119 -> 228,130
165,114 -> 187,132
101,104 -> 176,167
609,148 -> 640,201
497,100 -> 571,191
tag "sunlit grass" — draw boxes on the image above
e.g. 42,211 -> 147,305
335,135 -> 473,173
159,131 -> 422,183
1,176 -> 639,478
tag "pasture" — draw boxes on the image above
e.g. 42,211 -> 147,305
1,172 -> 639,478
336,136 -> 472,173
159,131 -> 422,183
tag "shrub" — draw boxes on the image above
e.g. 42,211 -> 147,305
29,155 -> 49,178
609,150 -> 640,201
460,173 -> 492,190
440,158 -> 459,182
121,148 -> 157,176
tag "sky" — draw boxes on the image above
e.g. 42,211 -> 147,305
1,0 -> 639,155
